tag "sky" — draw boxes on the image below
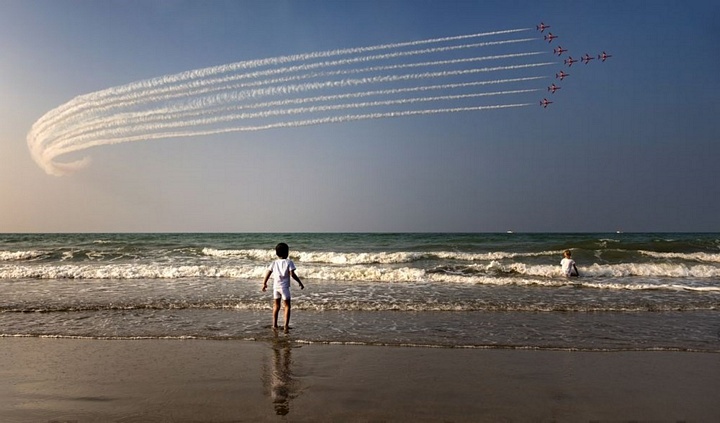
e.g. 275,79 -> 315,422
1,0 -> 719,233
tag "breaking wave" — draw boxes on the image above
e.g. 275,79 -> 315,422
2,261 -> 719,292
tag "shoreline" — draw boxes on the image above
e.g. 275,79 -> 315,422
1,337 -> 718,422
4,334 -> 718,353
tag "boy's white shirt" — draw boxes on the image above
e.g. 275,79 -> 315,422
561,257 -> 576,275
269,258 -> 296,289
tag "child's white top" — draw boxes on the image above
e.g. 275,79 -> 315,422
269,258 -> 296,289
561,257 -> 576,276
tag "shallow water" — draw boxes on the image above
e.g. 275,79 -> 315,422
2,233 -> 719,351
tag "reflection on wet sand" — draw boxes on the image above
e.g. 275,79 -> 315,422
263,331 -> 299,416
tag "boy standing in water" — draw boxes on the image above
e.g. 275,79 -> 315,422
262,243 -> 304,331
561,249 -> 580,277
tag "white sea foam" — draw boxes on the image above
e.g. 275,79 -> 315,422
202,247 -> 274,261
639,250 -> 720,263
0,263 -> 264,280
581,262 -> 720,278
0,250 -> 44,261
202,248 -> 559,264
2,261 -> 719,292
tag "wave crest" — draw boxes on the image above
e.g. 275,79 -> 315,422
0,250 -> 45,261
201,247 -> 558,264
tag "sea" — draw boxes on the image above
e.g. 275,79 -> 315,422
1,233 -> 719,352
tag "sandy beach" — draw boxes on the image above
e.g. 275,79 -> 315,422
0,337 -> 717,422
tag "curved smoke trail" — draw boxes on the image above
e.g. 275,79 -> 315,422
27,28 -> 551,176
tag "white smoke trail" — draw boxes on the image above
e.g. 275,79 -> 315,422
54,76 -> 548,142
48,61 -> 550,145
29,31 -> 533,138
44,103 -> 534,165
31,37 -> 533,142
27,27 -> 548,176
43,52 -> 544,139
211,77 -> 546,111
30,38 -> 539,142
46,89 -> 540,152
45,62 -> 554,152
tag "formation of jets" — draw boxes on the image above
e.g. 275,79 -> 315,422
536,22 -> 611,108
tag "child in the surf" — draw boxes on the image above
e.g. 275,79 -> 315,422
262,242 -> 305,331
561,249 -> 579,277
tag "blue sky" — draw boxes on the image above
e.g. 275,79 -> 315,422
1,0 -> 718,232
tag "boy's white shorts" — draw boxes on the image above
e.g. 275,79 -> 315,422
273,286 -> 291,301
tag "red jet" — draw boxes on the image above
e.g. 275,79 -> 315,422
547,83 -> 561,94
544,33 -> 558,43
555,70 -> 569,80
564,56 -> 578,67
553,46 -> 567,56
598,51 -> 612,62
581,53 -> 595,64
540,98 -> 553,108
536,22 -> 551,32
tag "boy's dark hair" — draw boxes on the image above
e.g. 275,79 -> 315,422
275,242 -> 289,258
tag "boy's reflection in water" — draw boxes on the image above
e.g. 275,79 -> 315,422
264,332 -> 298,416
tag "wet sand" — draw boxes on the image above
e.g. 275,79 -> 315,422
0,337 -> 718,422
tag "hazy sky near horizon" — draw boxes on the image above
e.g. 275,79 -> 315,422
1,0 -> 719,232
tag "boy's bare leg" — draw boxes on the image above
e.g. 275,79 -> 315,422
283,299 -> 291,331
272,298 -> 281,328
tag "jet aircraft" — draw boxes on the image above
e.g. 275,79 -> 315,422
555,70 -> 569,80
544,33 -> 558,43
598,51 -> 612,62
547,83 -> 561,94
564,56 -> 578,67
581,53 -> 595,64
553,46 -> 567,56
540,98 -> 553,108
536,22 -> 550,32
